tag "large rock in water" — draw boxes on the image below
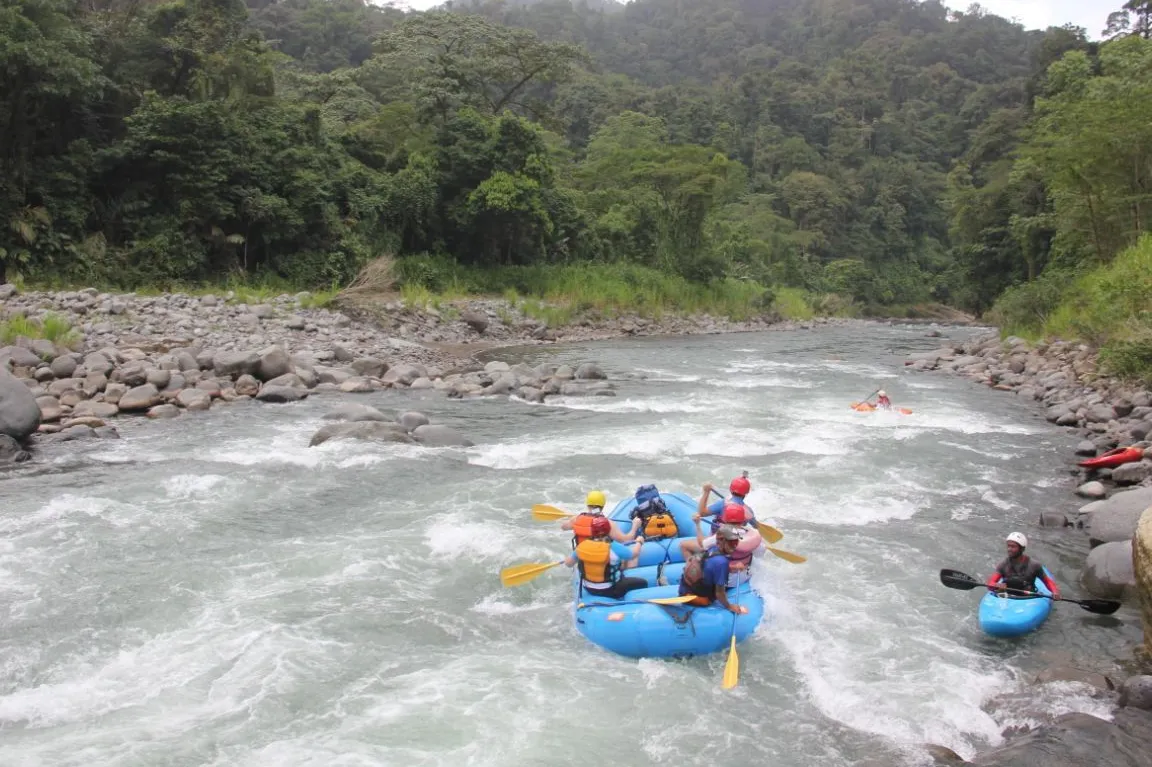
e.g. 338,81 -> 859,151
968,710 -> 1152,767
411,424 -> 474,447
320,403 -> 390,422
0,366 -> 41,440
1134,508 -> 1152,658
1084,487 -> 1152,546
309,421 -> 413,447
1081,540 -> 1136,599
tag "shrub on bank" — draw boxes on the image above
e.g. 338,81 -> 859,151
989,235 -> 1152,381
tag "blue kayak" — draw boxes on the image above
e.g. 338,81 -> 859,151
571,491 -> 767,659
977,569 -> 1054,637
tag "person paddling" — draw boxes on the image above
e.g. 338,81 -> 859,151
561,490 -> 639,545
876,390 -> 892,409
678,525 -> 749,614
986,532 -> 1060,599
564,516 -> 647,600
702,477 -> 757,533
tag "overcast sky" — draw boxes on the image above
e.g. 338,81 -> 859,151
395,0 -> 1117,40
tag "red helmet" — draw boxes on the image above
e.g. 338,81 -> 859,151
729,476 -> 751,496
590,516 -> 612,537
721,502 -> 747,525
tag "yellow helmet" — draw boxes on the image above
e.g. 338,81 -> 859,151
586,490 -> 606,508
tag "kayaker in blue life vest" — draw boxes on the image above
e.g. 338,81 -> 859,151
986,532 -> 1060,599
678,525 -> 748,614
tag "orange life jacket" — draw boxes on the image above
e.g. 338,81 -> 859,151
570,512 -> 601,547
575,539 -> 618,584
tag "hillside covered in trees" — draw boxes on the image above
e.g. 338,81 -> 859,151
2,0 -> 1150,328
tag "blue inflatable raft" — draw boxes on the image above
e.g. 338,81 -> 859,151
571,491 -> 767,659
977,569 -> 1054,637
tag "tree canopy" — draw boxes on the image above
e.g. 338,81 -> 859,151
1,0 -> 1146,316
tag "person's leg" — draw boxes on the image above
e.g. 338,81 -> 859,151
607,577 -> 648,599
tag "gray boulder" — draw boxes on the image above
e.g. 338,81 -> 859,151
969,710 -> 1152,767
575,362 -> 606,380
0,434 -> 31,463
257,345 -> 292,381
412,424 -> 474,447
1112,461 -> 1152,485
213,351 -> 261,379
1119,676 -> 1152,710
1084,486 -> 1152,545
397,411 -> 430,432
255,386 -> 309,403
118,384 -> 161,411
351,357 -> 387,378
1080,540 -> 1135,599
321,403 -> 390,422
309,421 -> 413,447
0,366 -> 43,440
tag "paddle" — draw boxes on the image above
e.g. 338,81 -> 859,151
531,504 -> 574,521
500,560 -> 565,587
576,594 -> 698,608
939,569 -> 1122,615
707,487 -> 785,544
722,589 -> 741,690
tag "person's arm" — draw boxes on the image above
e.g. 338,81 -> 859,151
611,521 -> 636,543
564,553 -> 577,568
560,518 -> 574,531
986,570 -> 1005,592
693,516 -> 705,547
697,484 -> 712,517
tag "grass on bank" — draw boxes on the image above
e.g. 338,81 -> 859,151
0,312 -> 82,349
388,254 -> 837,322
987,235 -> 1152,383
11,254 -> 866,327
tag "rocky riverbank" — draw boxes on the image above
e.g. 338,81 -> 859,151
0,284 -> 857,455
907,330 -> 1152,766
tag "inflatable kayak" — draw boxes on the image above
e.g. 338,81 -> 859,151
1077,446 -> 1144,470
851,402 -> 913,415
977,569 -> 1053,637
572,491 -> 767,659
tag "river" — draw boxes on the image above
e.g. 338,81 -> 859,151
0,323 -> 1142,766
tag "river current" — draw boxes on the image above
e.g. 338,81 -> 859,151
0,323 -> 1142,766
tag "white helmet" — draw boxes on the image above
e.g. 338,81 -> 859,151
1006,532 -> 1028,548
878,390 -> 887,397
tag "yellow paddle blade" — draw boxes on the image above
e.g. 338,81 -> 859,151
647,595 -> 698,605
767,546 -> 807,564
531,504 -> 574,521
721,636 -> 739,690
499,560 -> 564,587
756,521 -> 784,544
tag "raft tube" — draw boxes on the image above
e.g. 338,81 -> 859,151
571,491 -> 767,659
977,569 -> 1054,638
1077,446 -> 1144,470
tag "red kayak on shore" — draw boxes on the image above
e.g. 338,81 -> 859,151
1077,446 -> 1144,470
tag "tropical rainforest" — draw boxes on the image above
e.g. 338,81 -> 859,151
2,0 -> 1151,356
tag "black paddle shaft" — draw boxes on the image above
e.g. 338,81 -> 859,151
938,568 -> 1121,616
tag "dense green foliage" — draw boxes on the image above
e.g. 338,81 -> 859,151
1,0 -> 1147,330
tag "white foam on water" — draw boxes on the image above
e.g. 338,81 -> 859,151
772,584 -> 1011,760
162,474 -> 228,500
709,375 -> 813,390
539,395 -> 720,414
